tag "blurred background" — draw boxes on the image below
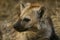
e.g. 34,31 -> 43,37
0,0 -> 60,40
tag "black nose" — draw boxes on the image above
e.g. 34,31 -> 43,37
23,18 -> 30,22
13,20 -> 28,32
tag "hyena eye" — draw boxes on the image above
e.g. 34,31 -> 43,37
23,18 -> 30,22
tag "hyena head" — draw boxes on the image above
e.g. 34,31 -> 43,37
14,3 -> 45,32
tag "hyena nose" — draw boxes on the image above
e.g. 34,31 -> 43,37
23,18 -> 30,22
13,20 -> 28,32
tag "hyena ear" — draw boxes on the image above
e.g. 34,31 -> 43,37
38,7 -> 46,19
20,2 -> 25,12
20,2 -> 30,13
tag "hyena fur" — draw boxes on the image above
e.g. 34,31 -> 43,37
13,2 -> 59,40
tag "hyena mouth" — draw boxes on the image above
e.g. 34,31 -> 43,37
13,24 -> 29,32
13,22 -> 37,32
13,22 -> 33,32
14,26 -> 28,32
14,24 -> 38,32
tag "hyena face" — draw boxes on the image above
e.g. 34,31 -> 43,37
13,2 -> 59,40
14,3 -> 45,32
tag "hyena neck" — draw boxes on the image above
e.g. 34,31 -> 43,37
47,17 -> 59,40
40,17 -> 59,40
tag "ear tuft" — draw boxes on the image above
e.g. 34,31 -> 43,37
38,7 -> 46,19
20,2 -> 31,13
20,2 -> 25,12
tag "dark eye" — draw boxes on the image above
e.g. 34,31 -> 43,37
23,18 -> 30,22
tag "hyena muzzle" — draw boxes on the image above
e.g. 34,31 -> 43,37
13,2 -> 59,40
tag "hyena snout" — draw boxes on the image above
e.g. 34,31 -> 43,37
13,18 -> 31,32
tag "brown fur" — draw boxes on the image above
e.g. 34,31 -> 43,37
13,2 -> 58,40
0,2 -> 58,40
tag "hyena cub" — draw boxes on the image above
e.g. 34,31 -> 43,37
13,2 -> 59,40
